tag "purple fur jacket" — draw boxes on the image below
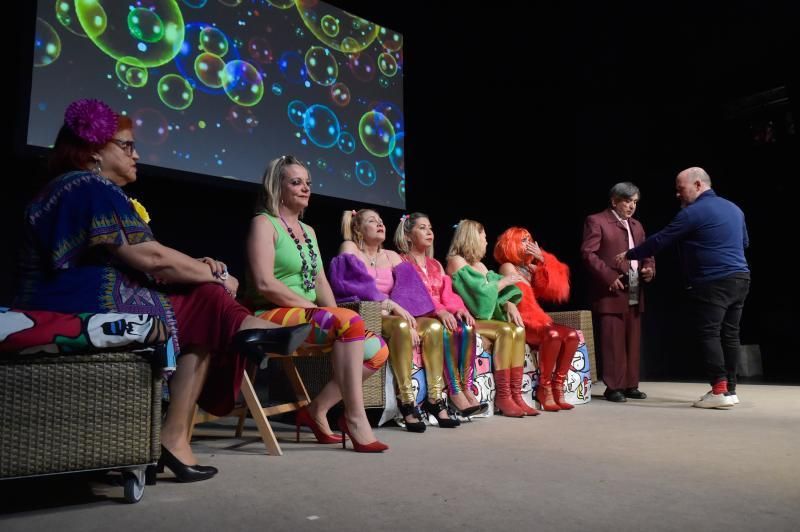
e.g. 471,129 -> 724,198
328,253 -> 435,317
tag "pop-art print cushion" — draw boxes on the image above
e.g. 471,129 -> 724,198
0,307 -> 167,355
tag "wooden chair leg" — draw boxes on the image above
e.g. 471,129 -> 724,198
239,370 -> 283,456
281,357 -> 312,405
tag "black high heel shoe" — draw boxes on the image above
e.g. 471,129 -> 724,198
157,445 -> 218,483
422,399 -> 460,428
233,323 -> 312,365
398,402 -> 426,433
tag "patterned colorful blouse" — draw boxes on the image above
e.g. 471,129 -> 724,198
15,171 -> 179,353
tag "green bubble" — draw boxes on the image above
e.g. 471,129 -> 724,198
56,0 -> 87,37
126,66 -> 148,87
34,17 -> 61,67
221,60 -> 264,107
116,57 -> 149,87
305,46 -> 338,87
358,110 -> 395,158
194,52 -> 226,88
296,3 -> 378,54
75,0 -> 184,68
267,0 -> 295,8
199,26 -> 228,57
377,52 -> 398,77
321,15 -> 340,37
157,73 -> 193,110
128,7 -> 164,43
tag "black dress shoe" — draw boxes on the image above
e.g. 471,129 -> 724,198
233,323 -> 312,364
422,399 -> 460,428
603,389 -> 627,402
624,388 -> 647,399
398,402 -> 427,433
158,446 -> 218,483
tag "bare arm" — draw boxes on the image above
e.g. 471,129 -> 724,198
307,226 -> 335,307
110,238 -> 218,285
247,215 -> 316,308
338,240 -> 361,255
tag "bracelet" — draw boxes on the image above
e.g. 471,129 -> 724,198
381,299 -> 392,311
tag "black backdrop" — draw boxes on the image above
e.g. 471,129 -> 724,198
6,0 -> 799,383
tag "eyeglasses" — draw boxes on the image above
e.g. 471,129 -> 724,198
111,138 -> 136,155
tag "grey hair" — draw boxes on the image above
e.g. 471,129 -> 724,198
609,181 -> 640,200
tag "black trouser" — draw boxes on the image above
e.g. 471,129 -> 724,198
685,273 -> 750,389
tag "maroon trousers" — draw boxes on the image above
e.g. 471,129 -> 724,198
598,305 -> 641,390
169,283 -> 251,416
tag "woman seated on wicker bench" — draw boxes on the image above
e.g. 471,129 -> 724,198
330,209 -> 460,431
494,227 -> 579,412
246,156 -> 390,453
446,220 -> 535,418
394,212 -> 486,418
15,99 -> 309,483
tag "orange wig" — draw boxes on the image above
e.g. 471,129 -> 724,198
493,227 -> 533,266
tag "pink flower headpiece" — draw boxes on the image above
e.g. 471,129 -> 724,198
400,214 -> 409,222
64,99 -> 118,145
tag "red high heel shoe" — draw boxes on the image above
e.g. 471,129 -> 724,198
295,407 -> 343,444
337,415 -> 388,453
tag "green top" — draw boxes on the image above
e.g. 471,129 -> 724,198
249,212 -> 320,308
451,265 -> 522,321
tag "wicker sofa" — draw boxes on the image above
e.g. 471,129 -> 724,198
291,304 -> 596,409
0,351 -> 162,503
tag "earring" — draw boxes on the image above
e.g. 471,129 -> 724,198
92,159 -> 102,175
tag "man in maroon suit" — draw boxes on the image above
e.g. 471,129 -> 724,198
581,182 -> 655,402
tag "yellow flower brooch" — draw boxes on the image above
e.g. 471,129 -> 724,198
130,198 -> 151,224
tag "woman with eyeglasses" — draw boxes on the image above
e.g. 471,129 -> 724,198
15,99 -> 309,482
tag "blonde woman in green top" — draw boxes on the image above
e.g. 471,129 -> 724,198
246,155 -> 390,453
446,220 -> 537,417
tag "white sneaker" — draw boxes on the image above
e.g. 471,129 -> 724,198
728,394 -> 740,405
693,391 -> 735,409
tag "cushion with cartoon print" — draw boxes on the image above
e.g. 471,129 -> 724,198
0,307 -> 168,355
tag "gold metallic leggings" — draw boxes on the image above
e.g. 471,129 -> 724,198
383,316 -> 445,405
476,320 -> 526,370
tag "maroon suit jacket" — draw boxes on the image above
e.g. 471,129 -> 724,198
581,209 -> 655,313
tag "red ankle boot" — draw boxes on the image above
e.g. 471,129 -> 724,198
510,366 -> 539,416
494,368 -> 525,417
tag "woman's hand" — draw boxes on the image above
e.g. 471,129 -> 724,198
505,302 -> 524,328
197,257 -> 228,279
498,271 -> 524,290
389,301 -> 418,329
436,309 -> 458,331
221,274 -> 239,297
524,241 -> 544,263
455,308 -> 475,327
410,326 -> 421,348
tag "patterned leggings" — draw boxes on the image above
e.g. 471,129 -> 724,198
442,322 -> 477,394
257,306 -> 389,370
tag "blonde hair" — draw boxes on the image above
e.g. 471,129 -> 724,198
447,219 -> 486,264
394,212 -> 433,257
257,155 -> 309,216
341,208 -> 379,249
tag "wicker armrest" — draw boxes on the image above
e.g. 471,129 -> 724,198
549,310 -> 597,383
337,300 -> 382,334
